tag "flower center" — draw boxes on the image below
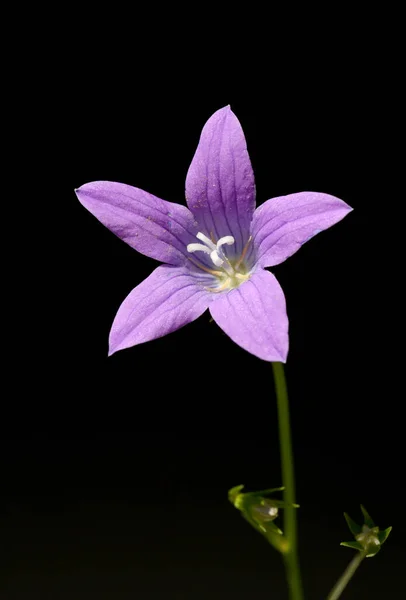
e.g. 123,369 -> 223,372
187,232 -> 252,292
356,525 -> 381,551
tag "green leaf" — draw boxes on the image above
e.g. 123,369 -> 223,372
340,541 -> 363,551
228,485 -> 245,508
360,505 -> 375,528
246,486 -> 285,497
344,512 -> 362,536
264,520 -> 284,536
366,545 -> 381,558
242,509 -> 284,541
378,526 -> 392,545
229,484 -> 245,496
268,499 -> 299,508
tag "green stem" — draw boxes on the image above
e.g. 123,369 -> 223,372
326,551 -> 367,600
272,362 -> 304,600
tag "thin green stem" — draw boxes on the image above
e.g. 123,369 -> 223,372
326,551 -> 367,600
272,362 -> 304,600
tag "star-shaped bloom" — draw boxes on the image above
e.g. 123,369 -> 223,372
76,106 -> 352,361
341,505 -> 392,557
228,485 -> 299,553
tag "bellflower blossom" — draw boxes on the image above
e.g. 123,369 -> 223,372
76,106 -> 352,361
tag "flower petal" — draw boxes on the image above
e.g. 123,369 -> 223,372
76,181 -> 199,265
209,269 -> 288,362
109,265 -> 212,355
251,192 -> 352,267
186,106 -> 256,257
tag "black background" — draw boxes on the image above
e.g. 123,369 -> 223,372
3,20 -> 402,600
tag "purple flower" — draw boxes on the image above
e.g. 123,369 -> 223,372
75,106 -> 352,362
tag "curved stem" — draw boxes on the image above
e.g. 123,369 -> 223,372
272,362 -> 304,600
326,551 -> 367,600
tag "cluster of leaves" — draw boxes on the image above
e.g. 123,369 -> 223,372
228,484 -> 298,553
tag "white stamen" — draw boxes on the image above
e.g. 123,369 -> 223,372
217,236 -> 235,248
210,250 -> 224,266
196,232 -> 216,251
187,231 -> 235,270
187,243 -> 211,255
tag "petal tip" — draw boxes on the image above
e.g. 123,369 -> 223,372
74,187 -> 87,203
108,337 -> 119,357
108,340 -> 120,357
214,104 -> 232,119
74,184 -> 89,200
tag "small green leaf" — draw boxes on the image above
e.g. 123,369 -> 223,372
366,545 -> 381,558
264,520 -> 283,536
340,541 -> 363,551
268,499 -> 299,508
378,526 -> 392,545
228,485 -> 245,508
360,505 -> 375,528
344,512 -> 362,536
229,484 -> 245,496
246,486 -> 285,497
